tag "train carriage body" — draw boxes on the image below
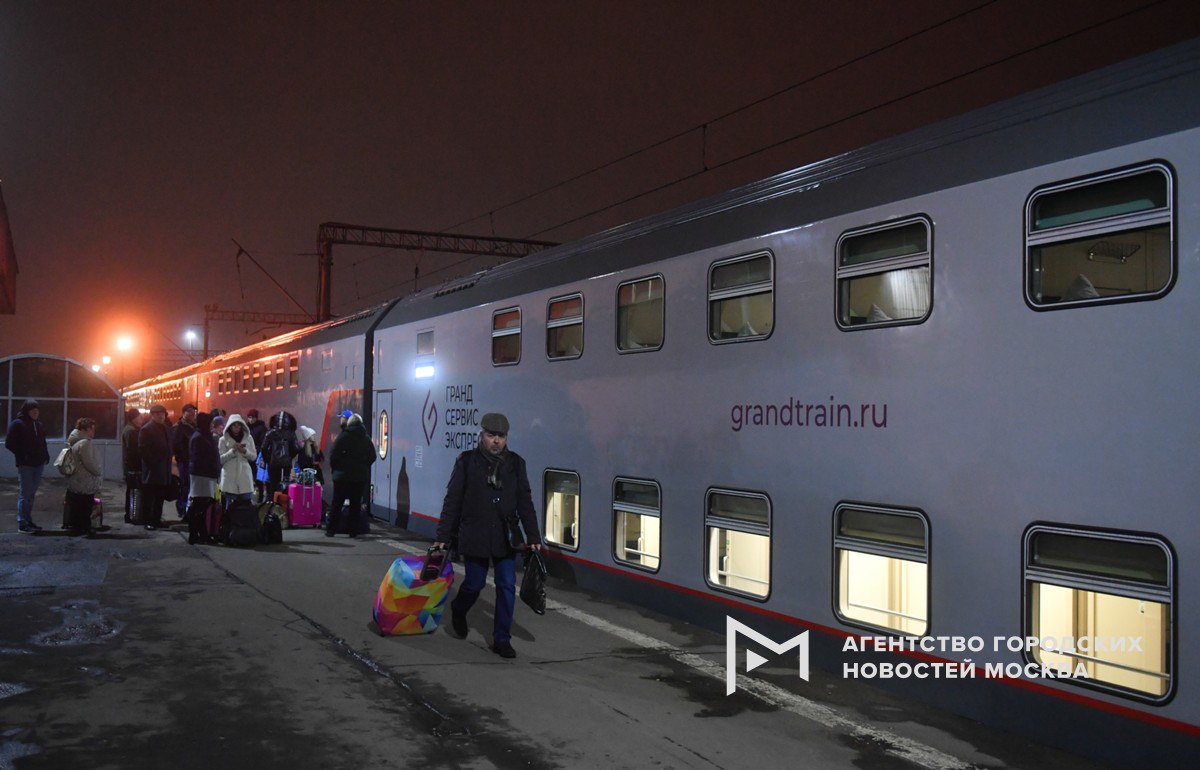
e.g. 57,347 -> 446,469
127,39 -> 1200,763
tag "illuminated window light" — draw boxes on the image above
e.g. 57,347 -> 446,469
414,364 -> 435,380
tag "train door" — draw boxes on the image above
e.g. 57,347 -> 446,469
373,389 -> 393,520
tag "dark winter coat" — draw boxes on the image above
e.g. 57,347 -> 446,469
138,418 -> 173,486
247,418 -> 268,456
188,412 -> 221,479
4,400 -> 50,467
436,447 -> 542,559
328,421 -> 376,483
171,419 -> 197,465
121,421 -> 141,474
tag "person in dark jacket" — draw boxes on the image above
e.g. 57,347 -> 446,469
324,414 -> 376,537
120,408 -> 144,523
171,404 -> 197,521
260,409 -> 300,501
245,409 -> 268,501
185,411 -> 221,544
5,399 -> 50,533
433,412 -> 543,658
138,403 -> 173,530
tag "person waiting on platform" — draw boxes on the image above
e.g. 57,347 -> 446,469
218,414 -> 256,512
186,411 -> 221,544
324,414 -> 375,537
5,399 -> 50,534
138,404 -> 172,530
120,408 -> 143,523
171,403 -> 197,521
296,425 -> 325,485
244,409 -> 268,502
65,417 -> 103,537
433,412 -> 543,659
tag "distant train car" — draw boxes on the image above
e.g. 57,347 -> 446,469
122,303 -> 394,466
129,40 -> 1200,764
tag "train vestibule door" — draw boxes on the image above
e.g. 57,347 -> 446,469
372,390 -> 393,520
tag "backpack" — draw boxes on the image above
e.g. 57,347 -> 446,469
260,511 -> 283,545
266,430 -> 296,470
54,445 -> 78,476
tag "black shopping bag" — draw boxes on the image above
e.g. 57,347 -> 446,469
519,550 -> 547,615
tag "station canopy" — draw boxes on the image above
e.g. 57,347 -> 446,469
0,354 -> 121,440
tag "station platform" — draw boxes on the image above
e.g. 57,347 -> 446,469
0,477 -> 1109,769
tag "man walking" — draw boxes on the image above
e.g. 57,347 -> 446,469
5,399 -> 50,533
433,413 -> 542,658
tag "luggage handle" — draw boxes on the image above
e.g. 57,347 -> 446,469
420,545 -> 447,582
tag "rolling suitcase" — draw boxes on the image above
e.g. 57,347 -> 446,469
288,482 -> 322,527
373,547 -> 455,635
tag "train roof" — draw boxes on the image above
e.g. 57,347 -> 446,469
123,302 -> 392,391
378,35 -> 1200,329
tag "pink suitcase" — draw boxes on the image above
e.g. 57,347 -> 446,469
287,482 -> 322,527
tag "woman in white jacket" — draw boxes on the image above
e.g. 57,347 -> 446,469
66,417 -> 103,536
218,413 -> 257,510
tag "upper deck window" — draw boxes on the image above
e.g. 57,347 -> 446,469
1026,164 -> 1173,308
492,308 -> 521,365
617,276 -> 664,352
837,218 -> 931,329
547,294 -> 583,360
709,253 -> 773,342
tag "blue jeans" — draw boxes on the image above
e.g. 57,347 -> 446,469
451,555 -> 517,643
17,464 -> 45,525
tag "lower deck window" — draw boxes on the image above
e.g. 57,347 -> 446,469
834,505 -> 929,636
1024,527 -> 1172,701
544,470 -> 580,550
705,490 -> 770,599
613,478 -> 660,571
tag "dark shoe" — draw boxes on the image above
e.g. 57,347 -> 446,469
29,522 -> 43,531
324,530 -> 334,537
18,522 -> 36,534
490,640 -> 516,659
449,613 -> 468,639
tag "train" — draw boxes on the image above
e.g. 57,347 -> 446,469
124,38 -> 1200,764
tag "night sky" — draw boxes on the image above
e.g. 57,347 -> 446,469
2,1 -> 1197,382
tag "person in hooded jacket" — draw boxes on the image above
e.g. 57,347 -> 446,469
259,410 -> 300,501
5,399 -> 50,533
218,413 -> 257,511
138,404 -> 173,531
186,411 -> 221,544
296,425 -> 325,485
325,414 -> 376,537
65,417 -> 103,536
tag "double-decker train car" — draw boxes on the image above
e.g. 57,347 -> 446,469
122,303 -> 395,465
128,40 -> 1200,763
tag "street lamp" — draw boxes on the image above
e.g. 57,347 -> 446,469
115,336 -> 134,386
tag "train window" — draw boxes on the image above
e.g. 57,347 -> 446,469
1026,164 -> 1173,308
705,489 -> 770,599
251,364 -> 261,391
617,275 -> 664,352
836,217 -> 931,329
241,366 -> 250,392
544,470 -> 580,551
613,478 -> 661,571
417,330 -> 435,356
289,355 -> 299,387
492,308 -> 521,365
834,504 -> 929,636
547,294 -> 583,360
275,360 -> 285,389
233,368 -> 242,393
709,252 -> 773,342
1023,526 -> 1173,701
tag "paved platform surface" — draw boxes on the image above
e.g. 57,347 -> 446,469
0,476 -> 1110,770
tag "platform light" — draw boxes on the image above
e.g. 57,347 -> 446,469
101,355 -> 112,365
91,364 -> 101,372
116,336 -> 133,352
414,364 -> 435,380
